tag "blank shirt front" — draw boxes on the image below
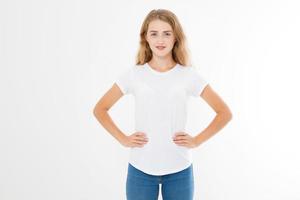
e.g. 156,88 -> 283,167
115,62 -> 208,176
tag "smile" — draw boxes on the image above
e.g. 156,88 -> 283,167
156,46 -> 166,50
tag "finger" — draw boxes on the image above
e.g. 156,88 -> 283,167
140,132 -> 147,136
132,141 -> 145,146
136,137 -> 149,142
176,143 -> 188,147
135,135 -> 148,140
133,138 -> 147,143
134,138 -> 148,142
174,132 -> 187,136
174,140 -> 188,144
174,141 -> 187,146
174,135 -> 187,138
136,137 -> 148,142
140,135 -> 149,139
133,144 -> 143,148
173,136 -> 187,140
137,132 -> 148,138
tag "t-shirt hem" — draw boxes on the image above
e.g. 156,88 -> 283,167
128,160 -> 193,176
195,82 -> 209,97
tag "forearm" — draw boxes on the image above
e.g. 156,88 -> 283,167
195,112 -> 232,146
93,109 -> 127,144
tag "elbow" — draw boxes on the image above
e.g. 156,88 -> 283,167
93,108 -> 98,116
93,106 -> 108,117
93,105 -> 98,116
227,112 -> 233,121
217,109 -> 233,121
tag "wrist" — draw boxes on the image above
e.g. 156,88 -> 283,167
118,133 -> 128,144
194,135 -> 204,147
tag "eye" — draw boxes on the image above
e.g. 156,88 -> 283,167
149,32 -> 171,36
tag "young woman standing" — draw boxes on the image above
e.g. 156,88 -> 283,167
93,9 -> 232,200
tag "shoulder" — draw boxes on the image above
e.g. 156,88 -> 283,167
180,65 -> 209,83
118,64 -> 139,75
123,64 -> 145,73
117,64 -> 145,80
133,64 -> 145,72
177,64 -> 201,76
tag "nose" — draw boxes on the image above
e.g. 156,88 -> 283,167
156,35 -> 166,43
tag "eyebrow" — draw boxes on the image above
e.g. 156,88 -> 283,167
149,30 -> 173,33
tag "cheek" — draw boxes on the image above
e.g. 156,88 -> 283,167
166,39 -> 175,47
147,40 -> 155,48
146,36 -> 155,43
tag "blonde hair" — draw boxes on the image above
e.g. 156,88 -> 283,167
135,9 -> 191,66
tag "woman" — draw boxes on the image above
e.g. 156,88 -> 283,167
93,9 -> 232,200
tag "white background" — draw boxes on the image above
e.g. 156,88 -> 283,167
1,0 -> 300,199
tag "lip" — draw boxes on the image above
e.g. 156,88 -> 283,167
156,46 -> 166,50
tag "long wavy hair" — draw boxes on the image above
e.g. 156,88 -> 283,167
135,9 -> 192,67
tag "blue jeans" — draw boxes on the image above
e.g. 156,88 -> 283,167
126,163 -> 194,200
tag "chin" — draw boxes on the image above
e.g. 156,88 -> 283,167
154,53 -> 169,58
153,51 -> 171,57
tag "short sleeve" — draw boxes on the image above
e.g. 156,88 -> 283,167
115,67 -> 133,95
187,68 -> 209,97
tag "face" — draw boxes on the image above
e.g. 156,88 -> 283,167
145,19 -> 176,58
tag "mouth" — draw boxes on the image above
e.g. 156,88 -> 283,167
156,46 -> 166,50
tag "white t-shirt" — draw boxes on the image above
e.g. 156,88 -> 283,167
115,62 -> 208,175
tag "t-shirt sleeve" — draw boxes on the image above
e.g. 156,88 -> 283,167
187,68 -> 209,97
115,67 -> 133,95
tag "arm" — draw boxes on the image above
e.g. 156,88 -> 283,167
93,83 -> 127,145
194,84 -> 233,146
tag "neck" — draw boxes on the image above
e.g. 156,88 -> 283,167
148,55 -> 177,71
